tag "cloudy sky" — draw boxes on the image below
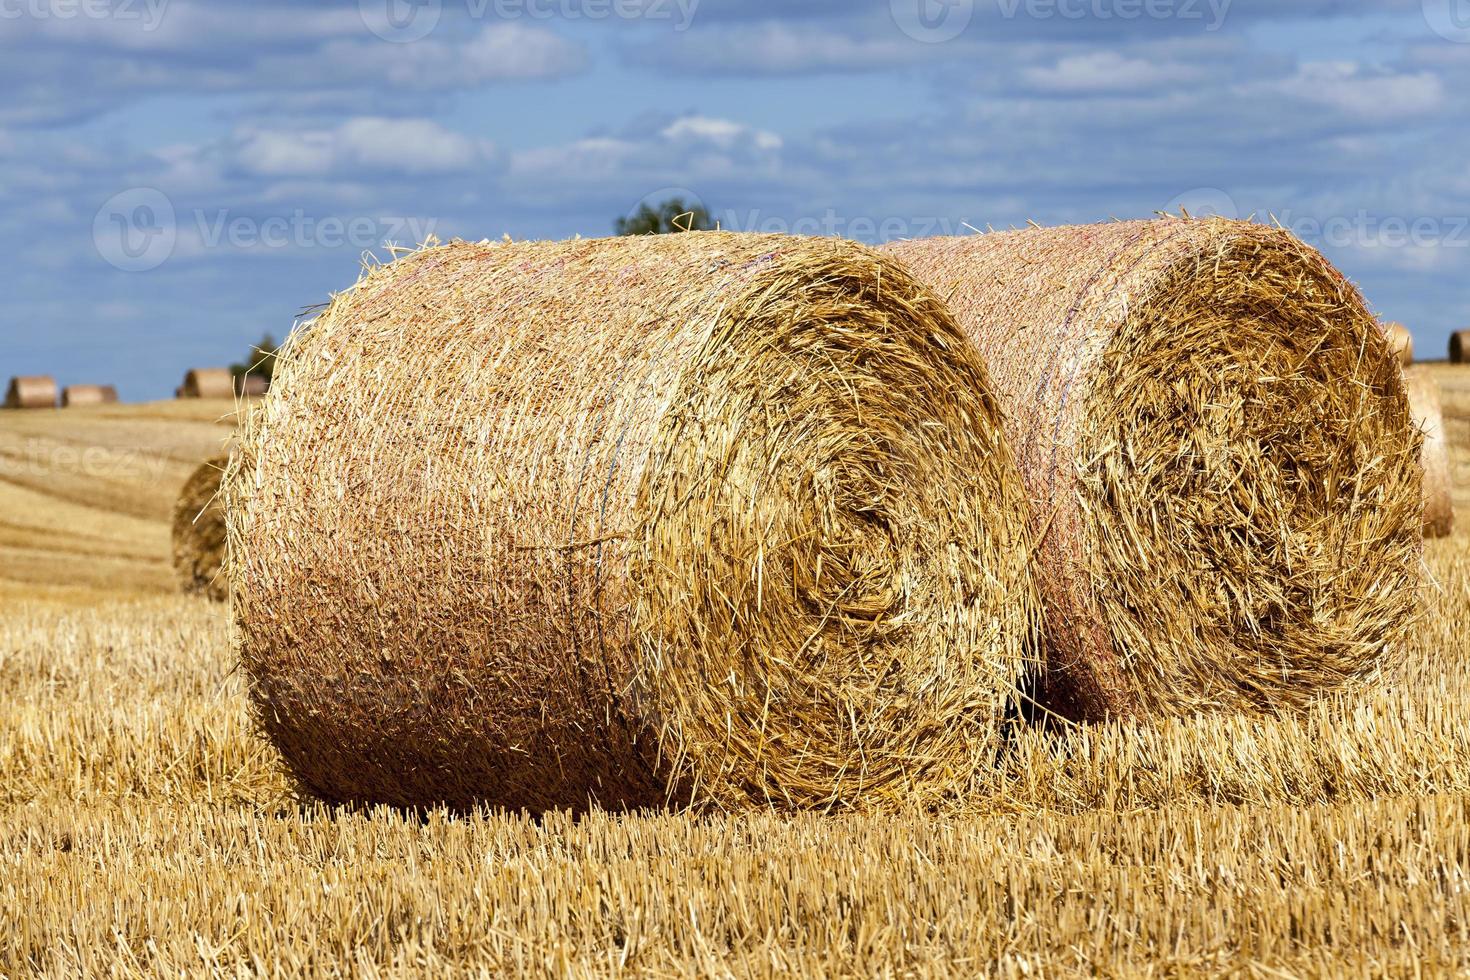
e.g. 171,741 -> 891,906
4,0 -> 1469,399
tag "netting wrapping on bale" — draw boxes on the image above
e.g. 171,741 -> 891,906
173,453 -> 230,602
1404,369 -> 1453,539
225,233 -> 1039,813
5,376 -> 58,409
885,218 -> 1422,722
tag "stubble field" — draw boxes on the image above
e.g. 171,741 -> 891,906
4,370 -> 1470,976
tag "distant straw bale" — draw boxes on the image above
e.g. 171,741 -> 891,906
4,376 -> 58,409
61,384 -> 119,408
885,218 -> 1422,721
226,233 -> 1039,813
173,453 -> 230,602
178,368 -> 234,399
236,374 -> 268,398
1383,321 -> 1413,367
1404,368 -> 1453,538
1451,330 -> 1470,364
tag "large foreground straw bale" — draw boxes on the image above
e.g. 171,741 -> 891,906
4,375 -> 57,409
226,233 -> 1037,813
61,384 -> 119,408
173,454 -> 230,601
1404,368 -> 1453,538
886,218 -> 1421,721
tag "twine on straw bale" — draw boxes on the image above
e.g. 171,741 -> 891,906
885,218 -> 1422,721
173,453 -> 230,602
226,233 -> 1038,813
1404,368 -> 1453,538
4,376 -> 58,409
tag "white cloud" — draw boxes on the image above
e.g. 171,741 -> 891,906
234,118 -> 499,178
1021,51 -> 1209,94
1257,62 -> 1444,121
662,116 -> 783,150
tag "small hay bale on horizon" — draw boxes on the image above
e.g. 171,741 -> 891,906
1451,330 -> 1470,364
885,218 -> 1422,723
236,374 -> 269,398
1404,367 -> 1454,538
226,232 -> 1039,814
4,376 -> 58,409
177,368 -> 234,399
61,384 -> 119,408
172,453 -> 231,602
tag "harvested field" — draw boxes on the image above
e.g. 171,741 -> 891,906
4,368 -> 1470,977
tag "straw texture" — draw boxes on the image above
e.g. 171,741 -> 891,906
179,369 -> 234,399
1404,368 -> 1453,538
225,232 -> 1038,813
885,218 -> 1422,721
1451,331 -> 1470,365
61,384 -> 119,408
1384,321 -> 1413,367
173,454 -> 230,602
5,376 -> 57,409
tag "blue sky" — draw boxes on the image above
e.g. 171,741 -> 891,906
3,0 -> 1468,400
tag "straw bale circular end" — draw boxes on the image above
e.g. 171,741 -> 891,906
1383,321 -> 1413,367
226,233 -> 1039,813
5,376 -> 58,409
1404,368 -> 1453,538
885,218 -> 1422,720
1451,330 -> 1470,364
173,453 -> 231,602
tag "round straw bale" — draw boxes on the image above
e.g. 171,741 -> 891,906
4,376 -> 58,409
1403,368 -> 1453,538
173,453 -> 230,602
236,374 -> 269,398
226,233 -> 1038,813
1451,330 -> 1470,364
179,368 -> 234,399
884,218 -> 1422,721
61,384 -> 119,408
1383,321 -> 1413,367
